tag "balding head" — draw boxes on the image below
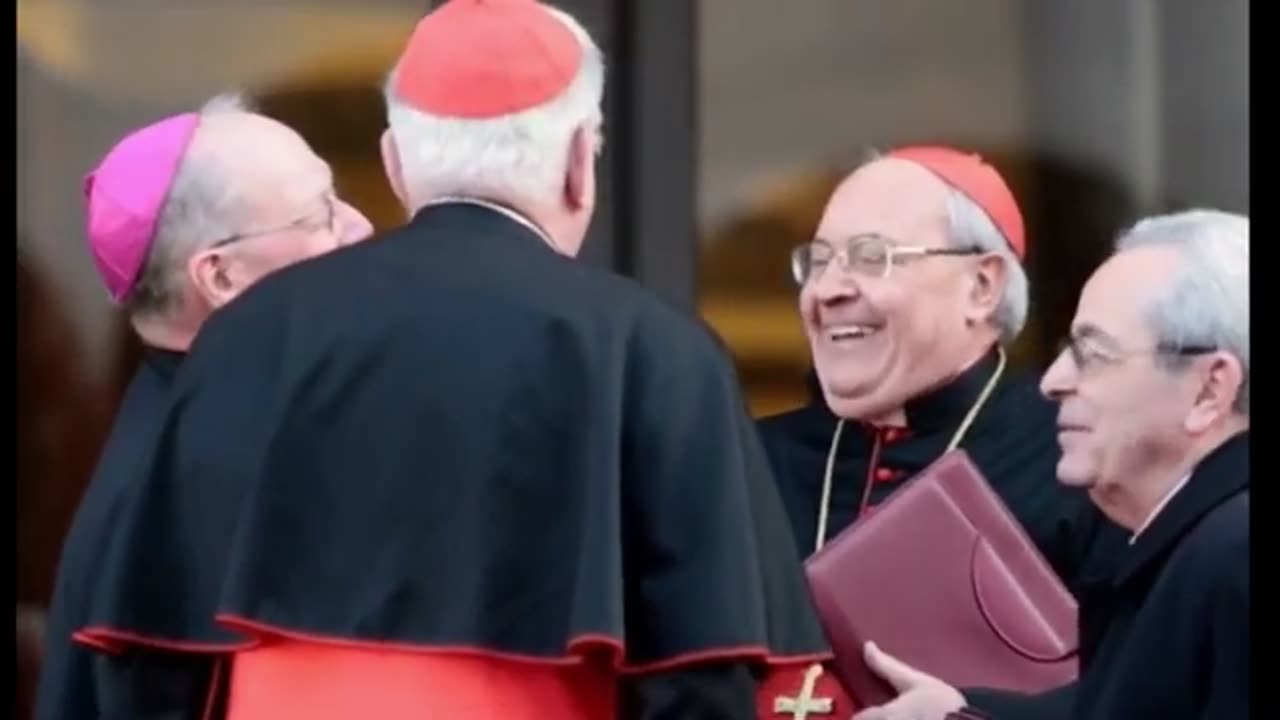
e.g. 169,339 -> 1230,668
181,109 -> 332,232
819,157 -> 953,248
127,94 -> 373,349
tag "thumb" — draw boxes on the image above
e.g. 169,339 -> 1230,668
863,641 -> 926,693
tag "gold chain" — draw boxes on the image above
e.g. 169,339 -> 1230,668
811,348 -> 1007,554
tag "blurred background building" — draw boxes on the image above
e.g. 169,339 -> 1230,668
16,0 -> 1247,710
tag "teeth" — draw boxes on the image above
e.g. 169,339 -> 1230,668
828,324 -> 877,341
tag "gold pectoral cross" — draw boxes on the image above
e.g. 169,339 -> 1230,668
773,663 -> 834,719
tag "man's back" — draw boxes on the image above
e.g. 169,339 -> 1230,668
98,201 -> 829,717
195,202 -> 785,651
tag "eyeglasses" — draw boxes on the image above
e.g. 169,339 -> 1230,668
790,233 -> 981,285
207,193 -> 338,250
1057,334 -> 1217,373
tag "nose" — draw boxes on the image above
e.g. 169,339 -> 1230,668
1039,349 -> 1076,401
800,261 -> 863,330
337,200 -> 375,244
808,257 -> 862,307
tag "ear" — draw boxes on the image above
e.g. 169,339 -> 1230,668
1185,352 -> 1245,433
563,124 -> 596,211
380,129 -> 410,210
964,254 -> 1008,326
186,247 -> 239,310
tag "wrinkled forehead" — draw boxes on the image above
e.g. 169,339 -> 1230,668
817,159 -> 951,245
1073,245 -> 1183,345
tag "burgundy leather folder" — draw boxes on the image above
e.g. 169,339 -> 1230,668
804,450 -> 1079,707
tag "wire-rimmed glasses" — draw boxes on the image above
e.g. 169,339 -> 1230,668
790,233 -> 982,285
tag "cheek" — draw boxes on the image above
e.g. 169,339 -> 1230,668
865,285 -> 918,339
304,232 -> 339,256
1072,385 -> 1144,462
1086,374 -> 1163,423
909,273 -> 966,318
892,282 -> 967,346
261,237 -> 318,273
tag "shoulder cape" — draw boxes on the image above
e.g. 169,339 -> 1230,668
78,204 -> 832,676
37,349 -> 192,719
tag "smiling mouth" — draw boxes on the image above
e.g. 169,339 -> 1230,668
825,324 -> 882,342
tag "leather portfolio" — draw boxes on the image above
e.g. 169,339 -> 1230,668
804,450 -> 1079,707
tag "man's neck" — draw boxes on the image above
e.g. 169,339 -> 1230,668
856,340 -> 998,428
1128,472 -> 1192,544
1100,422 -> 1248,532
131,316 -> 197,353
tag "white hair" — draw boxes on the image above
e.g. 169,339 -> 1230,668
382,4 -> 606,209
1115,209 -> 1250,414
944,187 -> 1030,343
126,92 -> 256,317
856,148 -> 1030,343
198,92 -> 250,116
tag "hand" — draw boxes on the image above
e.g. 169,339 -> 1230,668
850,641 -> 966,720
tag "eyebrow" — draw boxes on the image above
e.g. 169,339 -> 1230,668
1071,322 -> 1124,350
293,184 -> 337,218
292,166 -> 334,205
811,232 -> 903,246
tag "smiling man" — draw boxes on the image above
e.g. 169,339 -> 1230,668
755,146 -> 1125,713
760,146 -> 1116,583
854,208 -> 1250,720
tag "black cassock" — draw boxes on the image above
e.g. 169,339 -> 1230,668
76,202 -> 831,718
1070,430 -> 1249,719
957,431 -> 1251,720
35,348 -> 222,720
756,349 -> 1124,593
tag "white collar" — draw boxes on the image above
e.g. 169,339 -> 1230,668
1130,472 -> 1193,544
423,196 -> 559,252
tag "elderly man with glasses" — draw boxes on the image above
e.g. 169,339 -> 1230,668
755,146 -> 1125,716
36,94 -> 373,720
852,209 -> 1250,720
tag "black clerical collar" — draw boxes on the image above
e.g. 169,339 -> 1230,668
1114,430 -> 1248,587
902,348 -> 1003,432
806,346 -> 1003,433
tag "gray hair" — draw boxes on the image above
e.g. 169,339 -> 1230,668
1116,209 -> 1250,415
857,148 -> 1030,343
945,187 -> 1030,343
125,92 -> 254,317
382,5 -> 605,209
